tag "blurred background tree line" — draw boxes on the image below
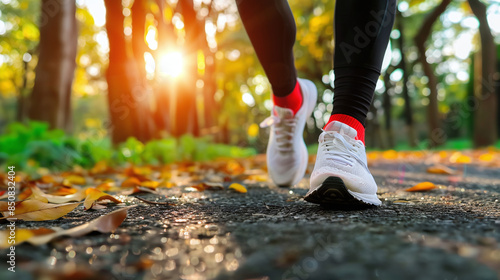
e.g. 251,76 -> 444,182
0,0 -> 499,154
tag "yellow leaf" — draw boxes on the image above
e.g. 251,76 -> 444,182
96,182 -> 115,191
0,200 -> 80,221
229,183 -> 247,193
449,152 -> 472,164
157,181 -> 175,188
63,175 -> 86,185
141,181 -> 160,188
406,182 -> 437,192
245,174 -> 268,182
426,165 -> 456,175
0,228 -> 55,249
479,153 -> 494,162
90,160 -> 111,174
83,189 -> 121,210
247,123 -> 259,138
382,150 -> 398,160
40,175 -> 56,184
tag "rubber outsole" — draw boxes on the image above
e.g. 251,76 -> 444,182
304,176 -> 377,210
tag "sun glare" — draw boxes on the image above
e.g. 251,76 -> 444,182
158,52 -> 184,78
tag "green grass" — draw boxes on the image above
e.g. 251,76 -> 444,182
0,122 -> 256,173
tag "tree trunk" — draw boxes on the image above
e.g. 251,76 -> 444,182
414,0 -> 451,147
175,0 -> 202,137
383,68 -> 395,148
469,0 -> 498,147
397,11 -> 417,147
28,0 -> 77,131
16,58 -> 29,122
131,0 -> 155,141
104,0 -> 144,144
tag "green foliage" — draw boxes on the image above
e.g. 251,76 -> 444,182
0,122 -> 256,171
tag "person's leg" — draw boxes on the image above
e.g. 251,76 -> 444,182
307,0 -> 396,207
236,0 -> 302,114
327,0 -> 396,144
237,0 -> 318,187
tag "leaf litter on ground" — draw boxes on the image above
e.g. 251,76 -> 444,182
0,206 -> 134,248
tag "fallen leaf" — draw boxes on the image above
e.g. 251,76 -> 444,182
62,175 -> 86,186
0,228 -> 55,249
406,182 -> 437,192
0,200 -> 80,221
28,186 -> 87,204
479,153 -> 494,162
2,206 -> 133,247
90,160 -> 113,174
84,188 -> 121,210
229,183 -> 247,193
157,181 -> 176,188
449,152 -> 472,164
427,165 -> 457,175
190,183 -> 205,192
50,186 -> 79,196
18,187 -> 33,200
141,180 -> 160,188
40,175 -> 56,184
95,182 -> 115,191
131,186 -> 159,195
121,177 -> 142,188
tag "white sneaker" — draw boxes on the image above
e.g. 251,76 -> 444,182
260,78 -> 317,187
305,121 -> 381,206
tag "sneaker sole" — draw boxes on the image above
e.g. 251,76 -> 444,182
304,176 -> 379,209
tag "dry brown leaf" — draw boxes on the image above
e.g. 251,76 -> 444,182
0,200 -> 80,221
90,160 -> 113,174
18,187 -> 34,200
84,188 -> 121,210
406,182 -> 437,192
28,186 -> 87,204
50,186 -> 79,196
121,177 -> 142,188
131,186 -> 159,195
190,183 -> 205,192
40,175 -> 56,184
426,165 -> 457,175
1,206 -> 133,247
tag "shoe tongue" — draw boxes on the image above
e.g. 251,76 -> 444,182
273,106 -> 294,118
324,121 -> 357,139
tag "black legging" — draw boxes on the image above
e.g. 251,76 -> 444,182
236,0 -> 396,126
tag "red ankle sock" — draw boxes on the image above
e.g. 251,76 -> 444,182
272,80 -> 303,115
325,114 -> 366,144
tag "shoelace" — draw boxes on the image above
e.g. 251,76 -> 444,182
321,131 -> 367,169
260,115 -> 297,152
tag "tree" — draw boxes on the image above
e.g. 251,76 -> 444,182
397,10 -> 417,147
468,0 -> 498,147
414,0 -> 452,147
104,0 -> 153,144
28,0 -> 78,131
